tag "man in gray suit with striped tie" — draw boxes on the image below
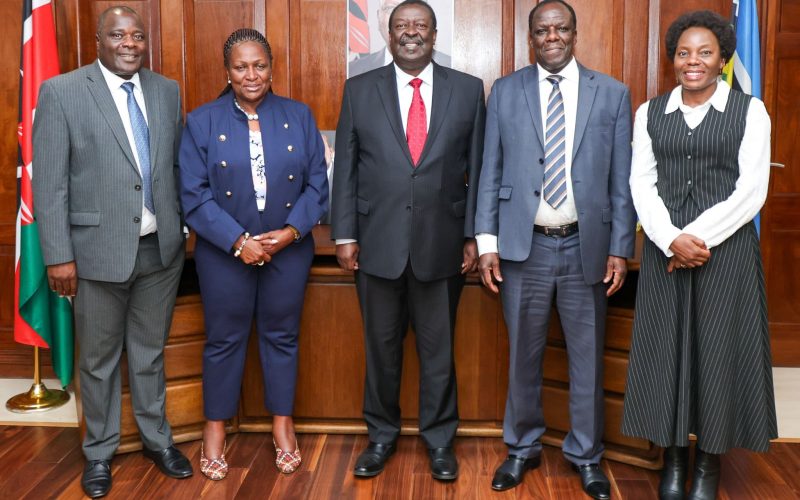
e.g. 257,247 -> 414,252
32,6 -> 191,498
474,0 -> 635,497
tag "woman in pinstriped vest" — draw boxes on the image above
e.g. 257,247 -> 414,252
621,11 -> 777,500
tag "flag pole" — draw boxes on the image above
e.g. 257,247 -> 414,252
6,346 -> 70,412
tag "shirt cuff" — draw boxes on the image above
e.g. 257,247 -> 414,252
475,233 -> 498,256
335,239 -> 357,245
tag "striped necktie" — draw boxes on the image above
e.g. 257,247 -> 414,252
543,75 -> 567,209
121,82 -> 155,213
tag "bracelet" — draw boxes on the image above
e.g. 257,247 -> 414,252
233,232 -> 250,257
286,225 -> 301,241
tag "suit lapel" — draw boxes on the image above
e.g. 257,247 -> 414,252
416,63 -> 452,167
140,69 -> 161,174
523,66 -> 544,148
376,66 -> 414,166
86,62 -> 139,175
572,64 -> 598,161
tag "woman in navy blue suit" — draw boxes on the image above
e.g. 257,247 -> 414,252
179,29 -> 328,480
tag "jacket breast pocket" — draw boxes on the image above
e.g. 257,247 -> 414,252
69,212 -> 100,226
357,197 -> 370,215
451,199 -> 466,217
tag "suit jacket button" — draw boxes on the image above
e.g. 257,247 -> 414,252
287,145 -> 294,152
135,185 -> 141,191
286,202 -> 292,208
133,216 -> 141,223
539,158 -> 544,164
288,174 -> 295,181
534,190 -> 540,197
406,206 -> 411,211
226,191 -> 232,197
218,134 -> 226,142
220,161 -> 227,168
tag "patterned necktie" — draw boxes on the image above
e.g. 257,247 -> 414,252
543,75 -> 567,209
121,82 -> 155,213
406,78 -> 427,166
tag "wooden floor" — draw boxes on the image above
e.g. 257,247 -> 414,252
1,427 -> 799,499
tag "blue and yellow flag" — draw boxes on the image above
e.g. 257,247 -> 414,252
722,0 -> 762,234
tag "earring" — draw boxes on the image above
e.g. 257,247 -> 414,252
269,77 -> 273,82
227,79 -> 231,84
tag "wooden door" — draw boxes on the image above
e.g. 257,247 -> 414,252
762,0 -> 800,366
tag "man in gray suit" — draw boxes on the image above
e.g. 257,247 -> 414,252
32,6 -> 191,498
474,0 -> 635,497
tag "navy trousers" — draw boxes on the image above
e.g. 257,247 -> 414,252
195,235 -> 314,420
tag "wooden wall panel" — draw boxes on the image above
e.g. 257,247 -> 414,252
184,0 -> 257,111
288,0 -> 346,130
0,0 -> 23,248
454,0 -> 504,97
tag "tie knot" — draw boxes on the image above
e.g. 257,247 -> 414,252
121,81 -> 135,95
410,78 -> 423,89
546,75 -> 563,86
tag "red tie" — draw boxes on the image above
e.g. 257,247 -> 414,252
406,78 -> 427,166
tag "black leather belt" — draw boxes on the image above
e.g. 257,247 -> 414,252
534,222 -> 578,237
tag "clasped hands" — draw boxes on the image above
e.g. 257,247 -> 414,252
235,228 -> 294,266
667,233 -> 711,272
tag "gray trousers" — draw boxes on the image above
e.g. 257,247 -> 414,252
74,234 -> 184,460
500,232 -> 606,465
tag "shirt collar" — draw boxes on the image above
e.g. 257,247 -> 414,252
537,58 -> 579,83
97,59 -> 142,92
665,78 -> 730,114
394,61 -> 434,89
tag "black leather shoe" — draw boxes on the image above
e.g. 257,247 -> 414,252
143,445 -> 193,479
688,450 -> 720,500
428,447 -> 458,481
491,455 -> 541,491
660,446 -> 689,499
571,463 -> 611,500
353,441 -> 396,477
81,459 -> 112,498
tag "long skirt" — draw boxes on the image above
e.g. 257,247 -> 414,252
621,202 -> 777,454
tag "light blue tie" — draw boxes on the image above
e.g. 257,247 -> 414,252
543,75 -> 567,209
121,82 -> 154,213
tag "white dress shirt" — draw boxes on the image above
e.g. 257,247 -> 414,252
629,80 -> 771,257
97,60 -> 157,236
336,62 -> 434,246
476,58 -> 580,256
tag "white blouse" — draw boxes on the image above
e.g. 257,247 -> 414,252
249,129 -> 267,212
629,80 -> 771,257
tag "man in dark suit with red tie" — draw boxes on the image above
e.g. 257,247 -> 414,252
331,0 -> 485,482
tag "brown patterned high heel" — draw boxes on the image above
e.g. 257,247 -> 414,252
273,438 -> 301,474
200,441 -> 228,480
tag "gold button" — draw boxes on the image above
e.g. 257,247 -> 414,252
219,134 -> 226,142
220,161 -> 227,167
284,123 -> 289,129
288,174 -> 295,181
287,145 -> 293,152
226,191 -> 232,197
285,202 -> 292,208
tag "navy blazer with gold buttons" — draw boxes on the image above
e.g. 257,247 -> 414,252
179,91 -> 328,253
